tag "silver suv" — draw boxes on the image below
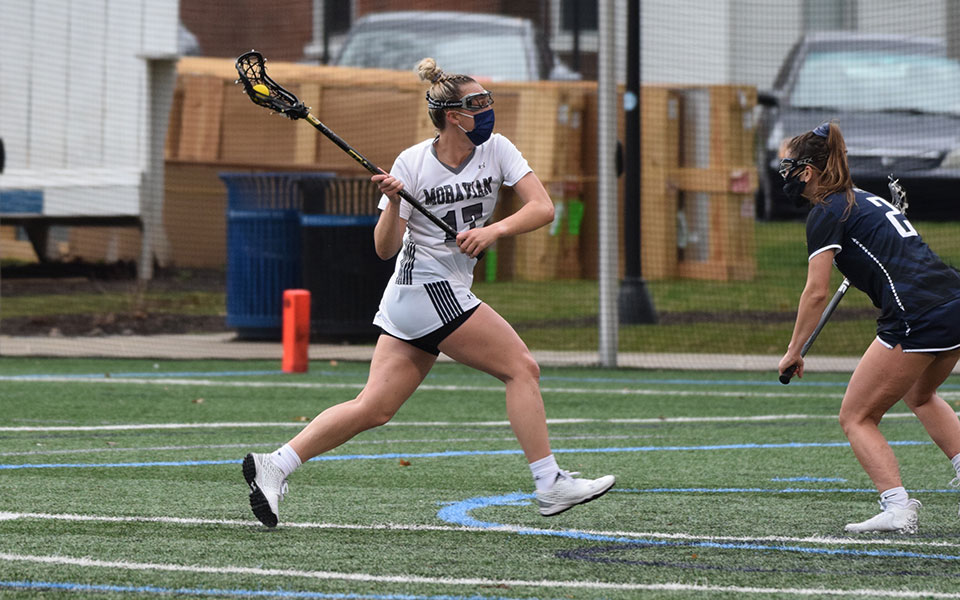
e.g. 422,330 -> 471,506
331,11 -> 580,82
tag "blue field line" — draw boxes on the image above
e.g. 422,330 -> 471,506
0,581 -> 532,600
614,487 -> 960,494
770,476 -> 848,482
0,440 -> 934,471
436,492 -> 960,561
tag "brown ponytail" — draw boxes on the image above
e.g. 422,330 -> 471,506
786,121 -> 855,213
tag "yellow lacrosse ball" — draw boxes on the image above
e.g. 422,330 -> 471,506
252,84 -> 270,97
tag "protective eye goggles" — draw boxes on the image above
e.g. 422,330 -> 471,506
778,157 -> 814,180
426,90 -> 494,111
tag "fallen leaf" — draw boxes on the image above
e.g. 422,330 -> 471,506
192,398 -> 204,404
398,459 -> 411,467
294,416 -> 310,422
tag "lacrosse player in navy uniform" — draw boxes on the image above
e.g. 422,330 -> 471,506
778,122 -> 960,534
242,58 -> 615,527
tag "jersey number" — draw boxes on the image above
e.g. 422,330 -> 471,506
865,195 -> 918,239
440,203 -> 484,241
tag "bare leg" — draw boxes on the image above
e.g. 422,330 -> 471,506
903,348 -> 960,460
288,335 -> 436,460
839,339 -> 936,492
439,303 -> 551,462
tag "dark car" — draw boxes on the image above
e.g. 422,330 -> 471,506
755,32 -> 960,220
331,11 -> 580,82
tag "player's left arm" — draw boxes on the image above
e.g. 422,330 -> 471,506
455,172 -> 554,258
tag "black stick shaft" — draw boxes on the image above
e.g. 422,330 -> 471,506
304,114 -> 483,259
779,279 -> 850,384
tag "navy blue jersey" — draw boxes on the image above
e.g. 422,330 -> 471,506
806,188 -> 960,331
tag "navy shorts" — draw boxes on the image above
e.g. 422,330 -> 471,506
381,304 -> 480,356
877,296 -> 960,353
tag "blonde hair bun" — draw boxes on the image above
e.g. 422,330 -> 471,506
416,58 -> 444,83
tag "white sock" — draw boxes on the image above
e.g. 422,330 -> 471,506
530,454 -> 560,492
270,443 -> 302,478
880,486 -> 909,509
951,452 -> 960,478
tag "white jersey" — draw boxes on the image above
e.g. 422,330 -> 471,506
373,133 -> 532,340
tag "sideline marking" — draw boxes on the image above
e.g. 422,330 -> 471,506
5,510 -> 960,550
0,434 -> 651,458
4,369 -> 959,390
0,440 -> 934,471
3,553 -> 960,598
0,375 -> 851,398
0,413 -> 922,433
0,580 -> 536,600
772,476 -> 847,482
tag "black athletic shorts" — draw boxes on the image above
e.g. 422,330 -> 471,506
381,304 -> 480,356
877,297 -> 960,353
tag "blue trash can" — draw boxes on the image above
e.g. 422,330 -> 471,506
221,172 -> 335,340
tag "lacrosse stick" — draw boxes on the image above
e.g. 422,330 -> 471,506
779,175 -> 909,384
235,51 -> 483,258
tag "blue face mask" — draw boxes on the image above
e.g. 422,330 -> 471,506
455,109 -> 495,146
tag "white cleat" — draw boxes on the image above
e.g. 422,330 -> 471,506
535,471 -> 616,517
242,453 -> 288,527
844,499 -> 921,534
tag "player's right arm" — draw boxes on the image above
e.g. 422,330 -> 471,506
779,250 -> 834,378
373,173 -> 408,260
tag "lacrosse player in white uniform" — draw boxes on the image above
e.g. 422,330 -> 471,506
242,58 -> 615,527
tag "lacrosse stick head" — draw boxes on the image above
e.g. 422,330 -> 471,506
235,50 -> 310,120
887,174 -> 909,213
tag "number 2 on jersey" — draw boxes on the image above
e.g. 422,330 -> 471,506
865,195 -> 917,238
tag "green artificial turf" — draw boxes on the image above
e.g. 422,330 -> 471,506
2,359 -> 960,598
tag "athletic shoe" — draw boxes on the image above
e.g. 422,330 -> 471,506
535,471 -> 616,516
242,453 -> 288,527
843,498 -> 921,534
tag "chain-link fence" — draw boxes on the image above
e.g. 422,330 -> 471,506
2,0 -> 958,367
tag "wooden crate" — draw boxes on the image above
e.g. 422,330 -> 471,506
163,164 -> 229,268
175,74 -> 225,162
163,59 -> 756,282
0,225 -> 38,262
169,58 -> 594,179
639,86 -> 681,280
639,84 -> 757,281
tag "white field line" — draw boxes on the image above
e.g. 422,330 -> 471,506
5,374 -> 960,400
3,551 -> 960,598
0,413 -> 921,433
4,511 -> 960,551
0,375 -> 838,398
0,435 -> 651,457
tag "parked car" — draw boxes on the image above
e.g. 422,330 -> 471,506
755,32 -> 960,220
331,11 -> 580,82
